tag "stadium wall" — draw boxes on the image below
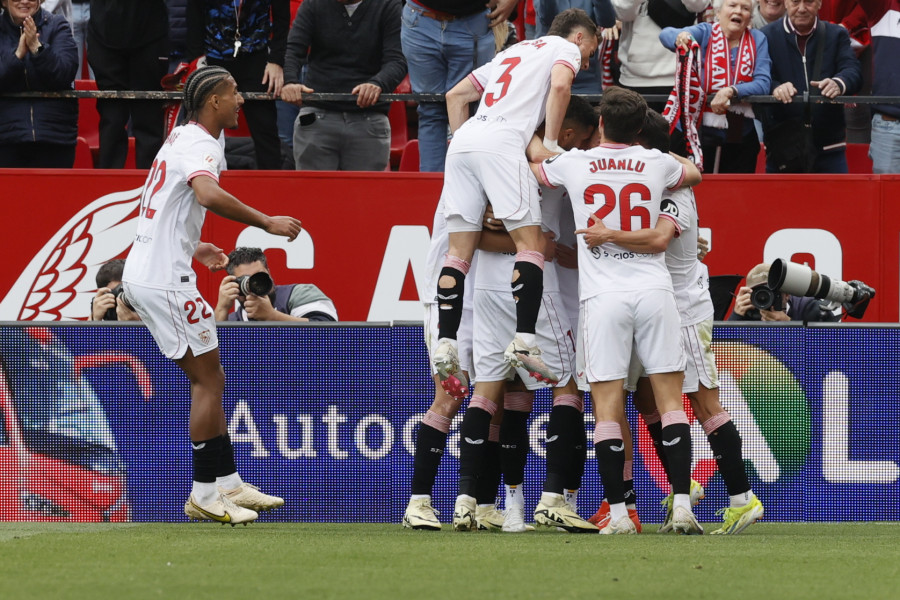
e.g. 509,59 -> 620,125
0,170 -> 898,322
0,322 -> 897,524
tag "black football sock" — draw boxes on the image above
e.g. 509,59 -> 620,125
661,422 -> 692,495
645,418 -> 670,477
476,439 -> 502,505
411,423 -> 447,496
192,435 -> 223,484
594,440 -> 627,505
458,404 -> 493,498
706,419 -> 751,496
437,259 -> 468,340
499,409 -> 530,488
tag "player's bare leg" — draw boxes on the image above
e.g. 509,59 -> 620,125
590,380 -> 636,534
689,386 -> 763,534
404,374 -> 466,530
649,371 -> 702,535
454,380 -> 504,531
177,348 -> 260,525
503,224 -> 558,384
433,232 -> 480,397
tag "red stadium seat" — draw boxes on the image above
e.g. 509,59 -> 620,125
755,142 -> 766,173
398,139 -> 419,172
75,79 -> 99,152
73,136 -> 93,168
125,137 -> 136,169
388,101 -> 408,168
846,143 -> 872,174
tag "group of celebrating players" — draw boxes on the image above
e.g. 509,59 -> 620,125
403,8 -> 765,536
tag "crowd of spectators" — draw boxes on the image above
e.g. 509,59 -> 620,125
0,0 -> 897,174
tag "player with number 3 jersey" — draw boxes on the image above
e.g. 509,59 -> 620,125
123,67 -> 302,527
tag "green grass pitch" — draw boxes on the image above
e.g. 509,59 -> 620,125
1,522 -> 897,599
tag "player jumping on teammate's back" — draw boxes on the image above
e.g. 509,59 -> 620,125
431,9 -> 600,399
123,67 -> 301,526
537,87 -> 702,535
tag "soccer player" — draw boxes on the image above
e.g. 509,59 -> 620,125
584,110 -> 764,534
431,9 -> 599,400
122,66 -> 302,525
535,87 -> 702,535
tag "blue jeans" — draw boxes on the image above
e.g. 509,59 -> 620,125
71,2 -> 92,80
400,2 -> 494,172
870,113 -> 900,174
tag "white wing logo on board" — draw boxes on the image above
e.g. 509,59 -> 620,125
0,188 -> 142,321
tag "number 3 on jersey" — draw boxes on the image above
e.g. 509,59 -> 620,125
584,183 -> 651,231
139,159 -> 166,219
484,57 -> 521,107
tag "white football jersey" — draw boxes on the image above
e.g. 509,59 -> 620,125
123,123 -> 224,290
539,144 -> 687,299
449,36 -> 582,156
664,188 -> 714,326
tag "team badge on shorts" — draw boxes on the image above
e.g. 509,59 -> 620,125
199,330 -> 211,345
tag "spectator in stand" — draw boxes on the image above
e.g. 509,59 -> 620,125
859,0 -> 900,173
88,1 -> 168,169
275,0 -> 304,150
612,0 -> 710,113
45,0 -> 92,79
752,0 -> 785,28
187,0 -> 289,170
281,0 -> 407,172
761,0 -> 862,173
538,0 -> 617,94
167,0 -> 187,73
0,0 -> 79,168
525,0 -> 538,38
660,0 -> 772,173
400,0 -> 517,172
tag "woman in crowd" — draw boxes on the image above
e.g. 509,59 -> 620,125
0,0 -> 79,168
660,0 -> 771,173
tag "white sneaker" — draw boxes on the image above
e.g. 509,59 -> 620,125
402,497 -> 441,531
219,483 -> 284,512
184,493 -> 258,525
452,495 -> 477,532
501,504 -> 534,533
598,514 -> 638,535
433,338 -> 468,398
671,506 -> 704,535
504,335 -> 559,384
533,493 -> 598,533
474,504 -> 505,531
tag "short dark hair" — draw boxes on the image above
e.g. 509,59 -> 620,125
563,95 -> 597,132
547,8 -> 598,38
226,247 -> 269,275
96,259 -> 125,288
636,109 -> 671,153
599,86 -> 647,145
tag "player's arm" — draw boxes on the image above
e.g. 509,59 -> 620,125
575,214 -> 677,253
670,153 -> 702,189
191,175 -> 302,241
526,133 -> 560,164
542,63 -> 576,151
446,76 -> 482,134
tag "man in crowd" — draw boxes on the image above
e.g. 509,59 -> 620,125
729,263 -> 841,322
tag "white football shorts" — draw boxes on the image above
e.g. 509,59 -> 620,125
473,289 -> 573,390
577,289 -> 685,384
624,318 -> 719,393
441,150 -> 541,231
123,282 -> 218,360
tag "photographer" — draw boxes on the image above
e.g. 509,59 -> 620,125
728,262 -> 840,322
90,259 -> 141,321
215,247 -> 338,322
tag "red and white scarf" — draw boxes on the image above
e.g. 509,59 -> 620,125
662,40 -> 705,169
702,23 -> 756,128
598,35 -> 617,90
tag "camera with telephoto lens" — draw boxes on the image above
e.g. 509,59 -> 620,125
234,272 -> 275,297
103,285 -> 127,321
749,284 -> 785,312
767,259 -> 876,319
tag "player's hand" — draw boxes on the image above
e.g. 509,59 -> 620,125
194,242 -> 229,271
91,288 -> 116,321
486,0 -> 516,28
352,83 -> 382,108
542,232 -> 557,262
242,292 -> 276,321
811,78 -> 842,99
575,214 -> 613,248
555,242 -> 578,269
262,62 -> 284,97
601,22 -> 621,42
760,308 -> 790,322
116,297 -> 141,321
697,235 -> 709,261
773,81 -> 798,104
265,216 -> 303,241
483,204 -> 505,232
281,83 -> 313,106
732,286 -> 753,316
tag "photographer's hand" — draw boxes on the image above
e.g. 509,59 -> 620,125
215,275 -> 240,321
91,288 -> 115,321
760,308 -> 790,322
732,286 -> 753,317
116,298 -> 141,321
243,293 -> 278,321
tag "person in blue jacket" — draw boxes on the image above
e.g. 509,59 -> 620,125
0,0 -> 78,168
761,0 -> 862,173
659,0 -> 771,173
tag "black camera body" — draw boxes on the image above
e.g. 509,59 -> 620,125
235,272 -> 275,297
102,285 -> 126,321
750,284 -> 784,312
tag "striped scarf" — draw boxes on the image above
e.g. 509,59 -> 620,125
662,40 -> 705,169
702,23 -> 756,128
